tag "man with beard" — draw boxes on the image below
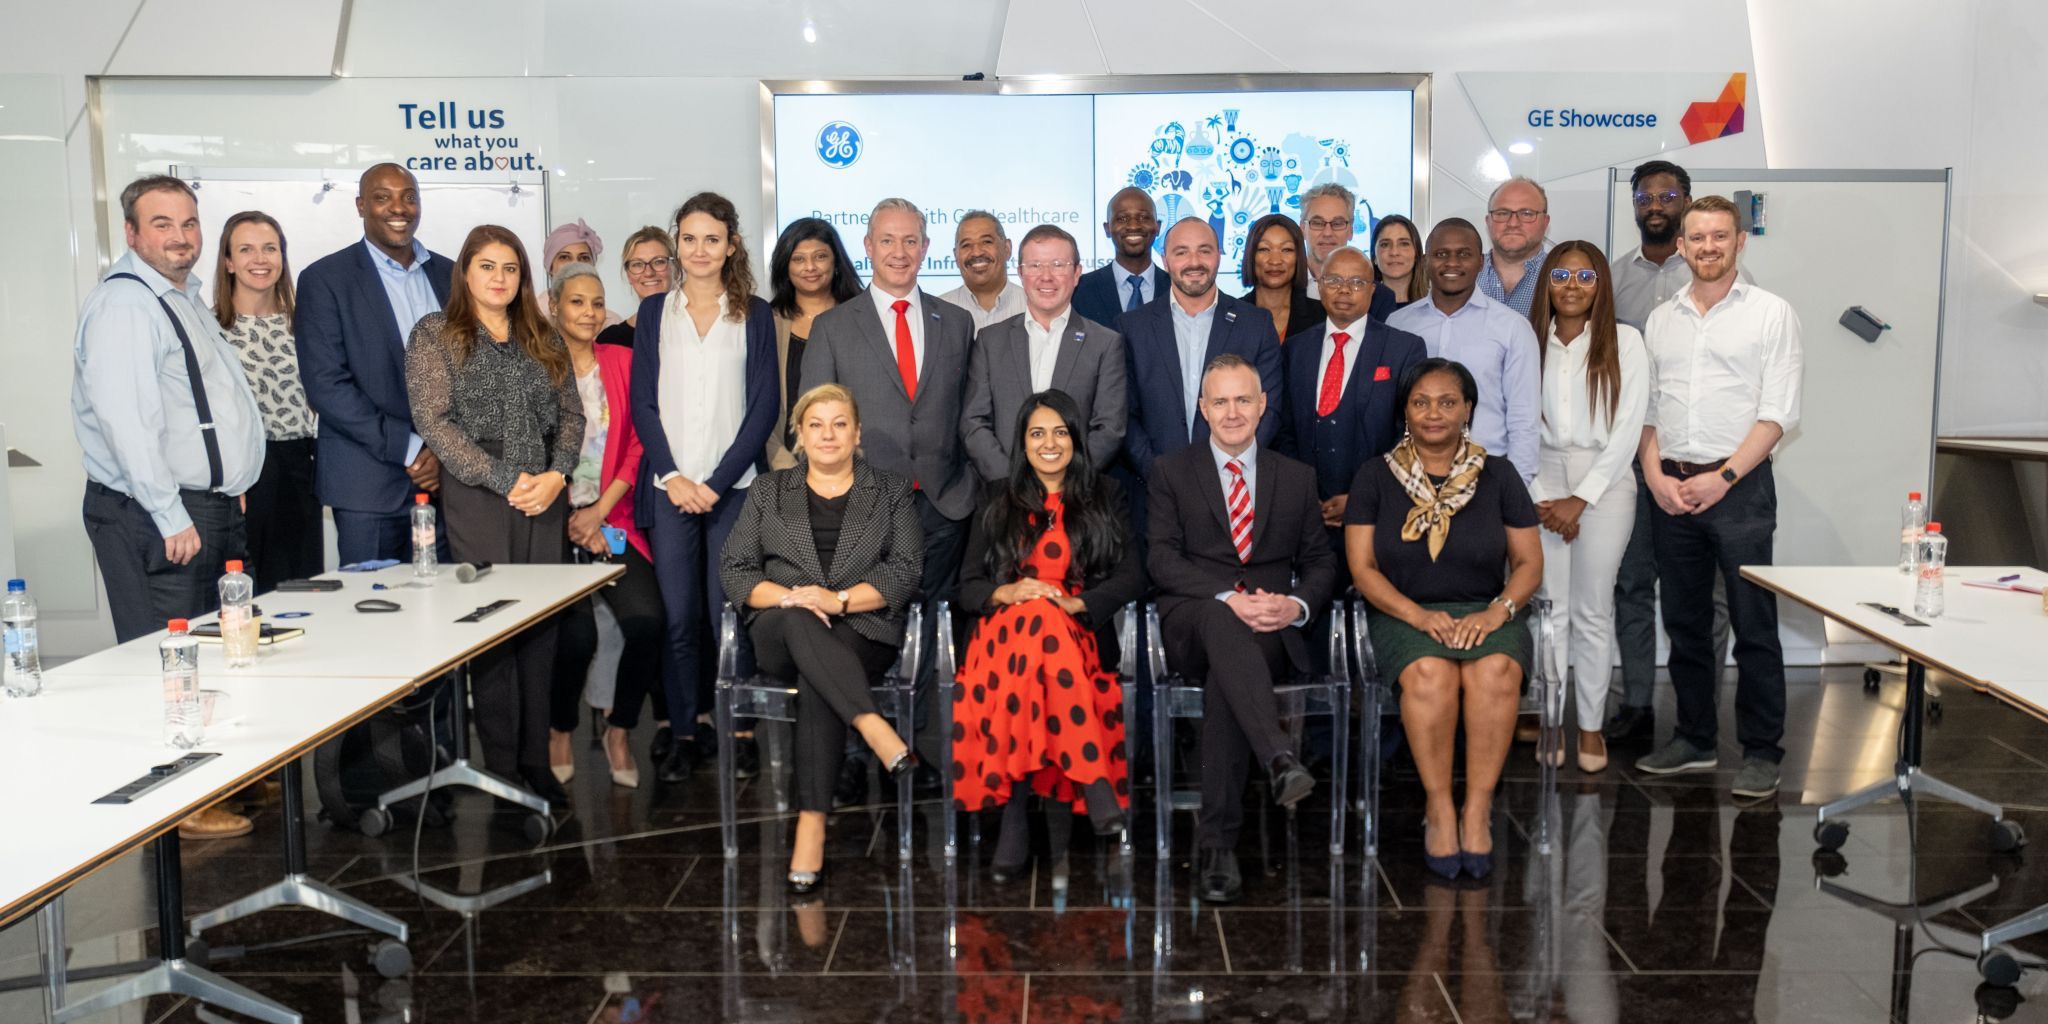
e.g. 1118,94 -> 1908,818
938,210 -> 1024,333
1476,177 -> 1551,316
1074,187 -> 1168,330
1387,219 -> 1540,483
1633,195 -> 1803,803
1297,183 -> 1395,318
1613,161 -> 1751,331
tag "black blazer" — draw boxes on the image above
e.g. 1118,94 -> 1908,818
1119,291 -> 1281,480
1145,441 -> 1339,666
958,477 -> 1148,663
1240,287 -> 1325,343
1274,318 -> 1429,501
1075,262 -> 1169,333
718,458 -> 925,648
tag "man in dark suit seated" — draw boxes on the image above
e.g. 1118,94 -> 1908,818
1073,186 -> 1168,331
296,163 -> 453,563
1147,354 -> 1340,903
1276,247 -> 1428,552
960,223 -> 1127,482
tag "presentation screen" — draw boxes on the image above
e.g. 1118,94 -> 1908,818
771,84 -> 1417,296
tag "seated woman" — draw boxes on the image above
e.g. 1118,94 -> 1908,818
1345,358 -> 1542,880
953,390 -> 1147,882
719,383 -> 923,894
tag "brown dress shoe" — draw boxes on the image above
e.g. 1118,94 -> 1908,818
178,806 -> 254,840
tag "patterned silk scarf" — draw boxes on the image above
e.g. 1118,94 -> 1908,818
1384,435 -> 1489,561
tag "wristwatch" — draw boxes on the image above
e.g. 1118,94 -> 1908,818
1719,466 -> 1739,484
837,590 -> 851,614
1491,595 -> 1518,617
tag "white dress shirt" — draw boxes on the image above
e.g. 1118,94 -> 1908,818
1023,306 -> 1072,393
939,281 -> 1025,334
1206,439 -> 1310,626
657,292 -> 756,489
1314,316 -> 1369,406
1642,279 -> 1804,463
1531,323 -> 1650,505
1613,245 -> 1753,331
869,283 -> 925,374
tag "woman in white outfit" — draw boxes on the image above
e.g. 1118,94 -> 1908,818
1527,241 -> 1648,773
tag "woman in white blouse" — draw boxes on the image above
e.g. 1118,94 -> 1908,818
1527,241 -> 1648,773
629,192 -> 779,783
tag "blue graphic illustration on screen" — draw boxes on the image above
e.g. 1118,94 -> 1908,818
816,121 -> 862,169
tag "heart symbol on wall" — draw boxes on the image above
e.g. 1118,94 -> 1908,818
495,156 -> 510,169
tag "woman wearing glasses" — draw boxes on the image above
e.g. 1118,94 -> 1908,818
596,226 -> 679,349
1526,242 -> 1647,774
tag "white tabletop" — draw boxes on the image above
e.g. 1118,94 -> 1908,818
1937,437 -> 2048,460
1740,565 -> 2048,717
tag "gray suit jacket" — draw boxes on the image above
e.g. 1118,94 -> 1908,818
798,288 -> 977,520
959,311 -> 1128,482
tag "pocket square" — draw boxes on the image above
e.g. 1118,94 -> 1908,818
1373,365 -> 1392,382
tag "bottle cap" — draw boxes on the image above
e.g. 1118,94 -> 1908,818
416,493 -> 430,504
225,560 -> 244,573
168,618 -> 190,633
1909,491 -> 1922,501
1927,522 -> 1942,533
6,579 -> 22,593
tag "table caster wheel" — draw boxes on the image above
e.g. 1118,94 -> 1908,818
184,937 -> 210,969
523,812 -> 553,844
370,938 -> 412,978
1976,980 -> 2022,1020
1990,818 -> 2027,853
1863,668 -> 1882,692
1812,849 -> 1849,878
1979,948 -> 2023,987
358,806 -> 393,838
1814,819 -> 1851,851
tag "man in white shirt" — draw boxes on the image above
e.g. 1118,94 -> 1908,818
938,210 -> 1024,333
1633,195 -> 1804,802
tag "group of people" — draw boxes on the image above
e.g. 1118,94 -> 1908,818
71,158 -> 1802,904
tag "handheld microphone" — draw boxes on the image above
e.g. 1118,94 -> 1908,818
454,561 -> 495,583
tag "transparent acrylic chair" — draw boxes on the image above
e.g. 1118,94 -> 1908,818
1146,601 -> 1352,860
714,603 -> 923,862
1350,595 -> 1563,858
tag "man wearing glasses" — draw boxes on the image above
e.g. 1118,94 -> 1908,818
1298,184 -> 1399,319
1613,160 -> 1754,330
1477,177 -> 1552,317
960,224 -> 1128,481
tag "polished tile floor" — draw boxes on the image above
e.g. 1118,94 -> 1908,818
8,666 -> 2048,1022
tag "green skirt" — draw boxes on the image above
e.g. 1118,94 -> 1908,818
1365,601 -> 1533,689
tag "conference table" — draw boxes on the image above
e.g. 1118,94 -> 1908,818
1,562 -> 620,1022
1740,564 -> 2048,986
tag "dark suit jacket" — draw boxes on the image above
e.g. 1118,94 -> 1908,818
798,289 -> 977,521
628,293 -> 779,529
1240,287 -> 1325,344
1075,262 -> 1168,332
1145,441 -> 1339,668
718,458 -> 925,648
295,241 -> 451,514
957,477 -> 1148,667
959,311 -> 1128,481
1274,318 -> 1428,500
1119,291 -> 1281,480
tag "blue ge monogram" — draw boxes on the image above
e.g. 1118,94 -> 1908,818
816,121 -> 862,169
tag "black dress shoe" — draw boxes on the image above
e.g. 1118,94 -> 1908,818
733,736 -> 760,780
787,866 -> 826,895
832,756 -> 869,809
1268,754 -> 1315,810
989,857 -> 1029,884
1603,705 -> 1654,744
649,725 -> 676,762
1198,848 -> 1242,903
885,749 -> 921,780
657,742 -> 693,784
692,720 -> 718,762
519,768 -> 569,805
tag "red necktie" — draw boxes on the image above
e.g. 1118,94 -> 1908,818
892,299 -> 918,401
1316,331 -> 1350,418
1226,459 -> 1253,563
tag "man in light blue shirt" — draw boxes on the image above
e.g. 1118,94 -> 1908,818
1388,218 -> 1540,482
1476,177 -> 1551,317
73,175 -> 265,647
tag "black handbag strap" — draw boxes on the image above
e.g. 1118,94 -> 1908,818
107,272 -> 224,491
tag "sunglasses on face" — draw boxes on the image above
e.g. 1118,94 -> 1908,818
1549,268 -> 1599,284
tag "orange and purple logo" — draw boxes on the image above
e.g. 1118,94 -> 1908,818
1680,73 -> 1747,145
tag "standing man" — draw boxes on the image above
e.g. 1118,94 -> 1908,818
959,224 -> 1127,481
296,163 -> 453,564
1387,219 -> 1540,483
938,210 -> 1024,333
1297,182 -> 1396,316
1477,177 -> 1552,316
73,174 -> 265,839
1074,187 -> 1168,330
1149,354 -> 1337,902
1633,195 -> 1803,802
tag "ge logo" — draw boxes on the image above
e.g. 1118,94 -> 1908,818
816,121 -> 862,169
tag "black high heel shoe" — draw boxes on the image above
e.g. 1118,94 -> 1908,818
885,749 -> 920,780
1424,818 -> 1463,881
787,866 -> 827,896
1459,821 -> 1494,880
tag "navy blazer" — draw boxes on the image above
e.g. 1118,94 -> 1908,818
629,293 -> 779,528
296,241 -> 452,515
1274,318 -> 1428,503
1074,262 -> 1169,333
1119,290 -> 1282,480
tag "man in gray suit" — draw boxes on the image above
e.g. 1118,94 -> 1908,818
960,224 -> 1128,482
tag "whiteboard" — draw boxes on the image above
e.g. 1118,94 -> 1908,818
169,167 -> 549,306
1608,169 -> 1950,665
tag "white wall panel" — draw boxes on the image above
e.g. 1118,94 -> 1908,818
105,0 -> 345,77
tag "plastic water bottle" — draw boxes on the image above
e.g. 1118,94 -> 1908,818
411,493 -> 439,578
218,560 -> 258,668
1913,522 -> 1948,619
161,619 -> 203,749
1898,491 -> 1926,574
2,579 -> 42,698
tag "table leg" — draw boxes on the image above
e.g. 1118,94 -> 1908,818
1814,660 -> 2008,831
373,667 -> 553,842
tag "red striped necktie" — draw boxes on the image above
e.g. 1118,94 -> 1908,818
1226,458 -> 1253,562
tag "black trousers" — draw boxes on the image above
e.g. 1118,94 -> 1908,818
1650,460 -> 1787,763
552,543 -> 667,731
750,608 -> 898,813
1161,600 -> 1297,851
243,437 -> 323,592
83,482 -> 247,644
443,471 -> 568,781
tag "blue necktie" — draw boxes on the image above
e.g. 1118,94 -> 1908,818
1125,274 -> 1145,313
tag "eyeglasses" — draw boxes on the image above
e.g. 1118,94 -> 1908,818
625,257 -> 673,275
1302,217 -> 1349,232
1319,275 -> 1372,292
1019,259 -> 1076,274
1549,268 -> 1599,284
1631,190 -> 1685,208
1487,208 -> 1546,223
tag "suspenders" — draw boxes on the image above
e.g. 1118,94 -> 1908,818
106,272 -> 225,491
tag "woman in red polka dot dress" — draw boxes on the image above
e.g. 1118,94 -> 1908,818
954,392 -> 1147,881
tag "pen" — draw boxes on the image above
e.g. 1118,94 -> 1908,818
1998,574 -> 2021,583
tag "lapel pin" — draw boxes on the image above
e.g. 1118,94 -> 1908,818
1224,310 -> 1237,322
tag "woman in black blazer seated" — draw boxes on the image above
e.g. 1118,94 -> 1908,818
953,390 -> 1147,882
720,382 -> 924,894
1345,358 -> 1542,881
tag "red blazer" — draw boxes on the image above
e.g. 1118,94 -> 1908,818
592,344 -> 650,562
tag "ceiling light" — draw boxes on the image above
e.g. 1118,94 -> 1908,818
1508,141 -> 1534,155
